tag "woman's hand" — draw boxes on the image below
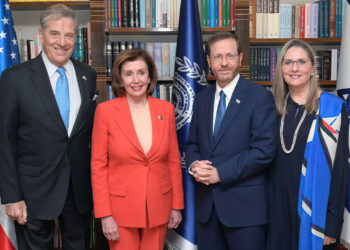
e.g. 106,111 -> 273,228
101,215 -> 120,241
168,209 -> 182,229
323,236 -> 336,245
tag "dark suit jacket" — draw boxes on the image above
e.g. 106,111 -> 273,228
185,76 -> 277,227
0,54 -> 97,220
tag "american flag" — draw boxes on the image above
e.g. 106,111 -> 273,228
0,0 -> 20,76
0,1 -> 19,249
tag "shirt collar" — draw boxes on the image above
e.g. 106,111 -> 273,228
41,51 -> 74,78
215,73 -> 240,100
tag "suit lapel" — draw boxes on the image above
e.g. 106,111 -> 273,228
70,61 -> 89,137
30,56 -> 67,135
213,77 -> 248,148
112,96 -> 145,157
207,86 -> 216,148
146,96 -> 165,158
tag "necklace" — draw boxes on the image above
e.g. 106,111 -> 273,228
280,93 -> 307,154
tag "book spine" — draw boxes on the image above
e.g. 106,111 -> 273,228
152,0 -> 156,27
122,0 -> 128,27
135,0 -> 140,27
140,0 -> 146,27
319,0 -> 325,37
330,48 -> 338,80
256,0 -> 263,38
106,41 -> 113,77
154,43 -> 162,76
300,4 -> 305,38
324,0 -> 330,37
161,43 -> 170,76
214,0 -> 219,27
129,0 -> 135,27
295,5 -> 300,38
322,50 -> 331,80
330,0 -> 336,37
304,3 -> 311,38
231,0 -> 235,27
169,43 -> 176,76
112,41 -> 119,65
219,0 -> 223,27
118,0 -> 122,27
202,0 -> 207,27
310,3 -> 319,38
146,0 -> 152,27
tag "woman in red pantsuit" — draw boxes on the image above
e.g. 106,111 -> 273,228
91,48 -> 184,250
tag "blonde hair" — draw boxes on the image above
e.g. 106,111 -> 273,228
272,39 -> 320,116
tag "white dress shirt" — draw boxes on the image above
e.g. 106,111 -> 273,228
42,52 -> 82,136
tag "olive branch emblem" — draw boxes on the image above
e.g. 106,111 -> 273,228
176,56 -> 207,86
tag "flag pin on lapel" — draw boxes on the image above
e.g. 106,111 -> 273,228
157,115 -> 163,120
82,75 -> 87,80
235,99 -> 240,104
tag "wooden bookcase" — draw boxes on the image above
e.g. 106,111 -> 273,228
248,0 -> 341,86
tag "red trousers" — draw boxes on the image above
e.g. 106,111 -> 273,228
108,223 -> 168,250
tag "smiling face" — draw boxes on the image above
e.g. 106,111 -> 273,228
121,59 -> 150,102
39,17 -> 76,67
207,38 -> 243,89
282,46 -> 315,92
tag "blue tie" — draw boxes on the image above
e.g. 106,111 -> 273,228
213,90 -> 226,139
55,67 -> 70,131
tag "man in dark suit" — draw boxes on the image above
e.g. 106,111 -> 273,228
185,32 -> 277,250
0,4 -> 96,249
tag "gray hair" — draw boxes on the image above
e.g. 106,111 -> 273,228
40,4 -> 78,34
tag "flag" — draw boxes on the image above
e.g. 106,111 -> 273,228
337,0 -> 350,248
0,0 -> 20,76
0,1 -> 19,249
167,0 -> 207,249
0,198 -> 17,250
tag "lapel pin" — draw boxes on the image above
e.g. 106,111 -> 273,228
235,99 -> 240,104
157,115 -> 163,120
82,75 -> 87,80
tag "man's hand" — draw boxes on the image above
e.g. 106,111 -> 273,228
101,215 -> 120,241
324,236 -> 336,245
192,160 -> 220,185
6,200 -> 27,225
168,209 -> 182,229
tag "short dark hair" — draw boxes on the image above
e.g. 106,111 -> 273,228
111,48 -> 158,97
207,32 -> 242,56
40,4 -> 78,34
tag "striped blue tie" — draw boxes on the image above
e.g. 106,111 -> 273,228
55,67 -> 70,131
213,90 -> 226,139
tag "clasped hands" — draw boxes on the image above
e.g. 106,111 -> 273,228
191,160 -> 220,185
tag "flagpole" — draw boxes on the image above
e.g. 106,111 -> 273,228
167,0 -> 208,249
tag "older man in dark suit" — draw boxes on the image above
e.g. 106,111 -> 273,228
185,32 -> 277,250
0,4 -> 96,249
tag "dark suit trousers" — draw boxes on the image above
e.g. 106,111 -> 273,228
14,181 -> 91,250
196,205 -> 266,250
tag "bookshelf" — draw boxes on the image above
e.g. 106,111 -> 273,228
248,0 -> 342,86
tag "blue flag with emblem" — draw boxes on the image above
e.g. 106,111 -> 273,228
0,0 -> 20,76
337,0 -> 350,248
166,0 -> 207,249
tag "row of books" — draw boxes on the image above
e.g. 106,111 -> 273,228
255,0 -> 346,38
107,83 -> 173,101
18,26 -> 90,64
106,41 -> 177,78
315,49 -> 339,81
105,0 -> 181,28
199,0 -> 235,28
249,47 -> 340,81
105,0 -> 235,29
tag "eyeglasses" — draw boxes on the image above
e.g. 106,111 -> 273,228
211,54 -> 238,63
282,59 -> 310,69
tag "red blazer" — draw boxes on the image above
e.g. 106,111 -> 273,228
91,96 -> 184,228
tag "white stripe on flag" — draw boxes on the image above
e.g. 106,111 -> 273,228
0,199 -> 18,249
166,230 -> 197,250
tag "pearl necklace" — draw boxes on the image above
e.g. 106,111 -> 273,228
280,94 -> 307,154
